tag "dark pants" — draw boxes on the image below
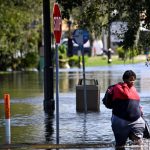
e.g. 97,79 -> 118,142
111,115 -> 145,146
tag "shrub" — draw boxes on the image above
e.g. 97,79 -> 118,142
58,44 -> 67,60
68,55 -> 88,67
116,46 -> 139,60
116,46 -> 125,59
21,52 -> 39,69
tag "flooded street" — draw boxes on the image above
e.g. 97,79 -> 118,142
0,63 -> 150,149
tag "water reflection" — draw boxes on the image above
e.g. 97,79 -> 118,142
58,71 -> 80,93
44,113 -> 54,143
1,68 -> 150,97
0,97 -> 46,143
0,72 -> 43,99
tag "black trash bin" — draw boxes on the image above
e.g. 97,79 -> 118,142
76,79 -> 100,112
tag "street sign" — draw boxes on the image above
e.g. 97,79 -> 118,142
72,29 -> 89,113
73,29 -> 89,46
53,3 -> 62,144
53,3 -> 62,44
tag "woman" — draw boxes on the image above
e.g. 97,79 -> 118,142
110,70 -> 145,147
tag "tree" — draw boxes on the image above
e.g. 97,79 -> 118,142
0,0 -> 42,70
56,0 -> 150,50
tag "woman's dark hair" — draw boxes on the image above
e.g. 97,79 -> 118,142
122,70 -> 136,81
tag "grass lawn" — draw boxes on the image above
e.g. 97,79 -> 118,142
85,55 -> 146,66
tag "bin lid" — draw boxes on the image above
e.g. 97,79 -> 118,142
78,79 -> 98,85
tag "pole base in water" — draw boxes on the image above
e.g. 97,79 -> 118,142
43,99 -> 55,114
5,119 -> 11,144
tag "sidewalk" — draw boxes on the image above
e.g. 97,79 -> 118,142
0,143 -> 114,149
1,141 -> 150,149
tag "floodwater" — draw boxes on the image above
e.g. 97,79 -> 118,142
0,63 -> 150,150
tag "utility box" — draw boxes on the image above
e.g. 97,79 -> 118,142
76,79 -> 100,112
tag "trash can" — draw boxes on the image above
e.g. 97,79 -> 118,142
76,79 -> 100,112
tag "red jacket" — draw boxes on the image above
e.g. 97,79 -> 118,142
112,82 -> 141,121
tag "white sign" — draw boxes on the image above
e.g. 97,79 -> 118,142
54,17 -> 61,31
111,21 -> 128,42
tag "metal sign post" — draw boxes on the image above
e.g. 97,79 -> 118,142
55,43 -> 59,144
73,29 -> 89,113
53,3 -> 62,144
80,45 -> 87,113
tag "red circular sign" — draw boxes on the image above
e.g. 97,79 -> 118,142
53,3 -> 62,44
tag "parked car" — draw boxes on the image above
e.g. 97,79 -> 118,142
60,38 -> 91,56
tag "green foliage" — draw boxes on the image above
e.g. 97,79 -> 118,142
1,0 -> 150,70
21,52 -> 39,69
116,46 -> 139,60
68,55 -> 80,67
56,0 -> 83,19
123,26 -> 139,49
128,48 -> 139,58
58,44 -> 67,59
138,31 -> 150,52
68,55 -> 88,67
0,0 -> 42,71
57,0 -> 150,49
116,46 -> 125,59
